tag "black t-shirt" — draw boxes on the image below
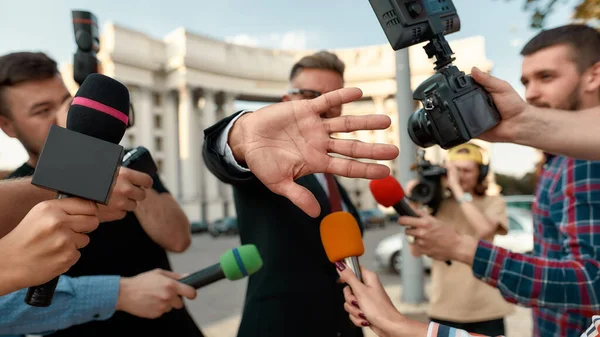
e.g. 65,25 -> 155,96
7,158 -> 204,337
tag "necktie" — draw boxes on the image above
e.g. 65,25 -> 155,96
325,173 -> 343,213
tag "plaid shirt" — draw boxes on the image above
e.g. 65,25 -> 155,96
426,315 -> 600,337
470,155 -> 600,337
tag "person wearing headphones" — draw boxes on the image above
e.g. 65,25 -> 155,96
404,143 -> 513,336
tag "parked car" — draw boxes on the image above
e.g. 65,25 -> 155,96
190,220 -> 208,234
358,208 -> 386,229
504,195 -> 534,211
208,217 -> 238,237
374,207 -> 534,274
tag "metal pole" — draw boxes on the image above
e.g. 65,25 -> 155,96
394,48 -> 426,304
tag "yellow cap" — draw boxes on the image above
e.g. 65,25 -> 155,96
446,143 -> 484,164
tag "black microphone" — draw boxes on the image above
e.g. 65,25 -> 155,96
26,73 -> 130,307
179,245 -> 263,289
369,175 -> 452,266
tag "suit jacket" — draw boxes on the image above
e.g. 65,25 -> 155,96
203,111 -> 364,337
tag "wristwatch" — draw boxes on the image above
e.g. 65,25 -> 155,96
456,192 -> 473,204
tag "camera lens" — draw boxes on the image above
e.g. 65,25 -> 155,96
407,109 -> 435,148
411,182 -> 434,204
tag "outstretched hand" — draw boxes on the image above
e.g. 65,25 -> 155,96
230,87 -> 399,217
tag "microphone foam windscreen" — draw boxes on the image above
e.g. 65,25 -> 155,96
220,244 -> 263,281
67,73 -> 130,144
369,175 -> 405,207
320,211 -> 364,262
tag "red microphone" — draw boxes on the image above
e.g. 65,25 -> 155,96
369,175 -> 451,266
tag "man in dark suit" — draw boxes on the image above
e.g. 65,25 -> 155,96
203,51 -> 384,337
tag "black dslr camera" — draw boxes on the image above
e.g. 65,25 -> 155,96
409,149 -> 446,214
368,0 -> 501,149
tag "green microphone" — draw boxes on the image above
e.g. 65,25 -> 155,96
179,244 -> 263,289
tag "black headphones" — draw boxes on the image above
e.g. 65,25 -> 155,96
471,143 -> 490,183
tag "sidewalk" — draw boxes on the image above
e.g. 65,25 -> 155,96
201,284 -> 532,337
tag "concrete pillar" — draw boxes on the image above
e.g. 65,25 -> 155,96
178,85 -> 200,202
131,88 -> 153,152
221,92 -> 237,217
200,89 -> 223,222
163,91 -> 180,198
395,48 -> 426,304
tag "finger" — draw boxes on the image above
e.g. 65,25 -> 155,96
156,269 -> 182,280
56,198 -> 99,216
175,282 -> 197,300
117,199 -> 138,212
344,302 -> 364,319
325,157 -> 391,180
308,87 -> 363,115
323,114 -> 391,133
405,228 -> 423,238
67,215 -> 100,233
397,216 -> 429,228
120,184 -> 147,202
348,312 -> 368,328
328,139 -> 399,160
471,67 -> 512,94
359,267 -> 383,289
120,167 -> 153,189
343,286 -> 359,304
170,295 -> 184,310
336,262 -> 363,291
269,181 -> 321,218
71,232 -> 91,249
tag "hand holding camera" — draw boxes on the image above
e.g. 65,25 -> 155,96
369,0 -> 502,149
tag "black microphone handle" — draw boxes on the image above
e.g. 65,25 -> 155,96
393,199 -> 452,266
179,263 -> 225,289
24,192 -> 70,307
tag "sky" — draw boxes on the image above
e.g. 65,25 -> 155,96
0,0 -> 579,175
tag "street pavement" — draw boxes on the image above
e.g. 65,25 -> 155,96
169,224 -> 532,337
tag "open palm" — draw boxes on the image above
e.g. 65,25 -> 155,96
235,87 -> 399,217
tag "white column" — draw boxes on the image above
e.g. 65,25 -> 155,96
222,92 -> 237,217
163,91 -> 180,198
178,86 -> 200,202
132,88 -> 153,152
200,89 -> 223,222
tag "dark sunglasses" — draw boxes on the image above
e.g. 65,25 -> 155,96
288,88 -> 322,99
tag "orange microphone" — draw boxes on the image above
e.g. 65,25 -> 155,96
320,211 -> 365,281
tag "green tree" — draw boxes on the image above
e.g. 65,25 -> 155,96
495,171 -> 538,195
504,0 -> 599,28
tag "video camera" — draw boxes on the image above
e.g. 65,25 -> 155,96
71,10 -> 135,128
72,10 -> 99,87
368,0 -> 501,149
409,149 -> 446,214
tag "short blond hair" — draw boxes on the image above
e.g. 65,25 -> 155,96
289,51 -> 345,81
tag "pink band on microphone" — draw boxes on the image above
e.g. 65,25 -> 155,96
72,97 -> 129,125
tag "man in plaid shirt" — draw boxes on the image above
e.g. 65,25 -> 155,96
399,24 -> 600,337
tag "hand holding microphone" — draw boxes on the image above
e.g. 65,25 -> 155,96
0,198 -> 99,296
26,74 -> 130,307
369,176 -> 451,265
336,264 -> 428,336
116,245 -> 262,320
179,244 -> 263,289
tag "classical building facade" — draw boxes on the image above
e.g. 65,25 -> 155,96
62,23 -> 497,223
